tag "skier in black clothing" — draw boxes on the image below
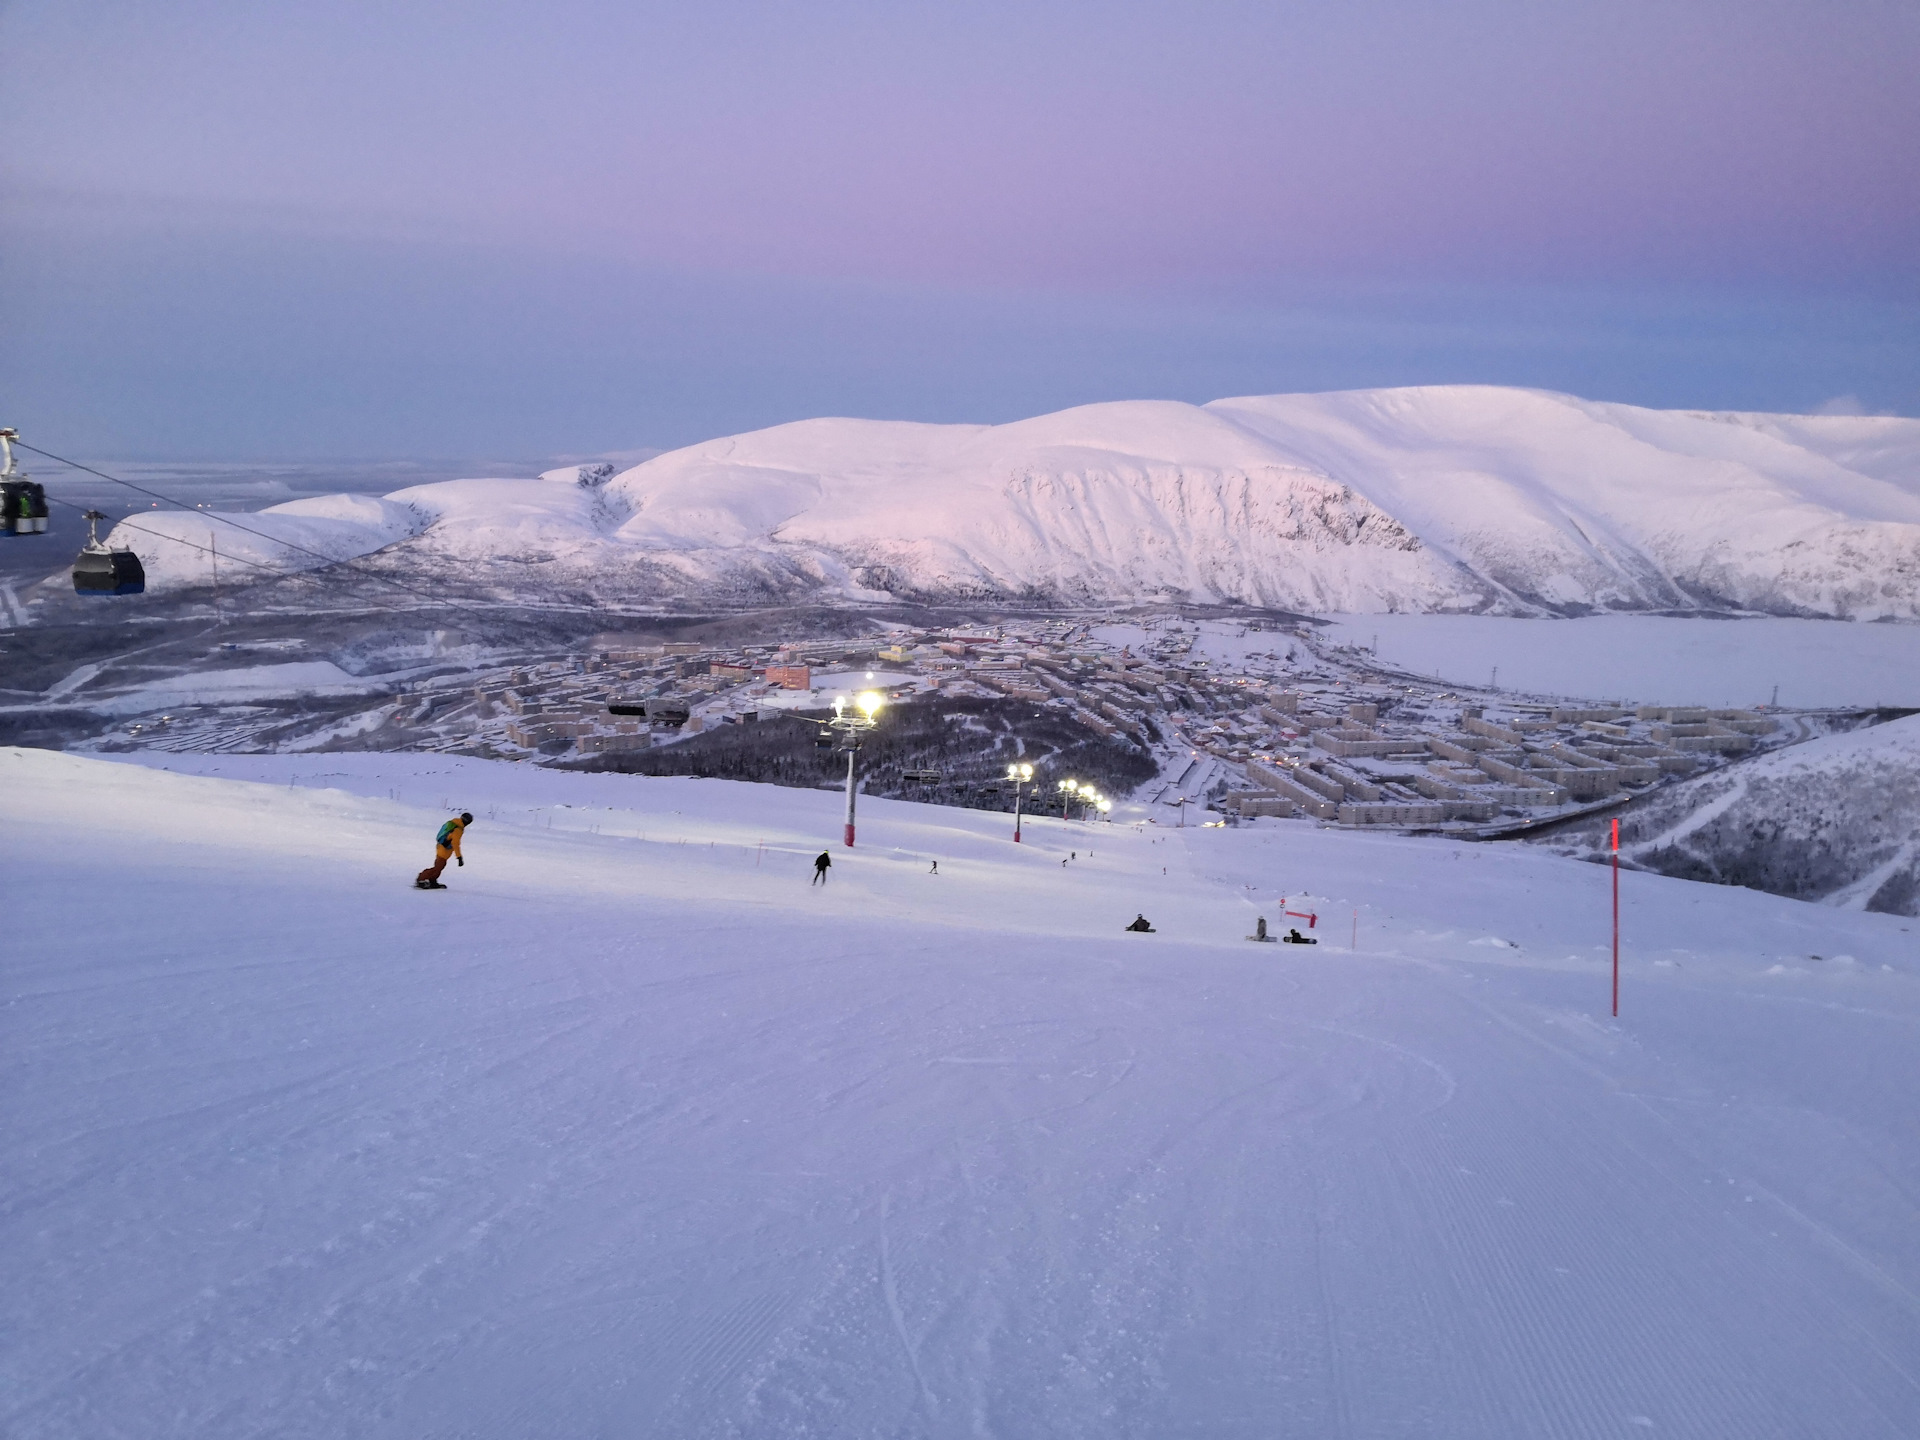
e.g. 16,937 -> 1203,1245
812,851 -> 832,885
1125,914 -> 1155,933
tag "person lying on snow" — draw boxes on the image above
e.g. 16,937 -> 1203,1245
1125,914 -> 1156,933
415,813 -> 472,889
1282,927 -> 1317,944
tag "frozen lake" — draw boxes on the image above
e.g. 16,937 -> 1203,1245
1318,614 -> 1920,708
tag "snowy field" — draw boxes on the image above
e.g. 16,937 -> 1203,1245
1319,614 -> 1920,708
5,748 -> 1919,1437
85,660 -> 384,717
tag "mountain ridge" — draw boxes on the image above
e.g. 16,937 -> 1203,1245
105,385 -> 1920,617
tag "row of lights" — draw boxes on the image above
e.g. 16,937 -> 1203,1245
1005,762 -> 1110,842
832,694 -> 1114,848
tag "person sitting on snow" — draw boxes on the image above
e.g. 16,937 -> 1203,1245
1125,914 -> 1155,933
415,813 -> 472,890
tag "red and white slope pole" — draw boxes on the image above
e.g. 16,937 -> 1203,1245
844,747 -> 858,847
1611,816 -> 1620,1017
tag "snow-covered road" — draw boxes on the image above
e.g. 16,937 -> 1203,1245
5,749 -> 1917,1437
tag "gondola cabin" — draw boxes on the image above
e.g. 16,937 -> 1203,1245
72,510 -> 145,596
0,429 -> 48,535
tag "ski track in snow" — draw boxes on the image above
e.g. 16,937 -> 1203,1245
4,746 -> 1919,1438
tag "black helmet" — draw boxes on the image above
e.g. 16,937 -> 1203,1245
460,812 -> 474,823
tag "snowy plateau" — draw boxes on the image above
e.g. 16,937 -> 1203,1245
104,386 -> 1920,618
6,747 -> 1920,1438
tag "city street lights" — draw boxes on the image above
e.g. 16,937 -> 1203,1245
825,690 -> 885,847
1007,761 -> 1034,841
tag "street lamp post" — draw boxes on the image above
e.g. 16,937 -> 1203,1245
1007,762 -> 1034,841
825,690 -> 885,847
1057,777 -> 1079,820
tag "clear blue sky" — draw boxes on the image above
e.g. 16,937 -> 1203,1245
3,0 -> 1916,460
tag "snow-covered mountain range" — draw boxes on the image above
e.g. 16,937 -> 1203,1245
112,386 -> 1920,616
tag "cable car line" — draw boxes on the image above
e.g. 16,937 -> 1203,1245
14,439 -> 501,617
38,491 -> 300,581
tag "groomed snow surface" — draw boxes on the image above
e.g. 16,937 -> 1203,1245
6,749 -> 1919,1438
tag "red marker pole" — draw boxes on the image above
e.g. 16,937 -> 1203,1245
844,748 -> 858,847
1610,817 -> 1620,1017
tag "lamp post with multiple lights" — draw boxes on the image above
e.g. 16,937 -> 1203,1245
1007,762 -> 1034,842
825,690 -> 885,847
1053,778 -> 1111,823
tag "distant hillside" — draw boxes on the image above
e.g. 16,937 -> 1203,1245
1534,713 -> 1920,916
102,386 -> 1920,617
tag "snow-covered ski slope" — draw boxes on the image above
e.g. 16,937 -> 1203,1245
6,747 -> 1919,1438
111,387 -> 1920,617
1543,713 -> 1920,916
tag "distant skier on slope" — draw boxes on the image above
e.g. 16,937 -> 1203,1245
415,813 -> 472,890
812,850 -> 832,886
1125,914 -> 1155,933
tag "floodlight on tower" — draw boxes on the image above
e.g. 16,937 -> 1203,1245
827,688 -> 885,848
1006,762 -> 1034,841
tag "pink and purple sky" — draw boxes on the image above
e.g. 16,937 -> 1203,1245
3,0 -> 1916,458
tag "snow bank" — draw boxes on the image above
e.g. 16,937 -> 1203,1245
5,747 -> 1917,1436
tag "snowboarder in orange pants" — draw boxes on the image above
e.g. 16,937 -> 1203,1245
415,813 -> 472,889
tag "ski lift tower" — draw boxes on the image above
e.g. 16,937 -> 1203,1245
1006,761 -> 1034,841
824,690 -> 885,847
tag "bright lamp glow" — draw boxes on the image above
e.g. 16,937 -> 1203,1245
856,690 -> 883,718
1097,799 -> 1112,813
